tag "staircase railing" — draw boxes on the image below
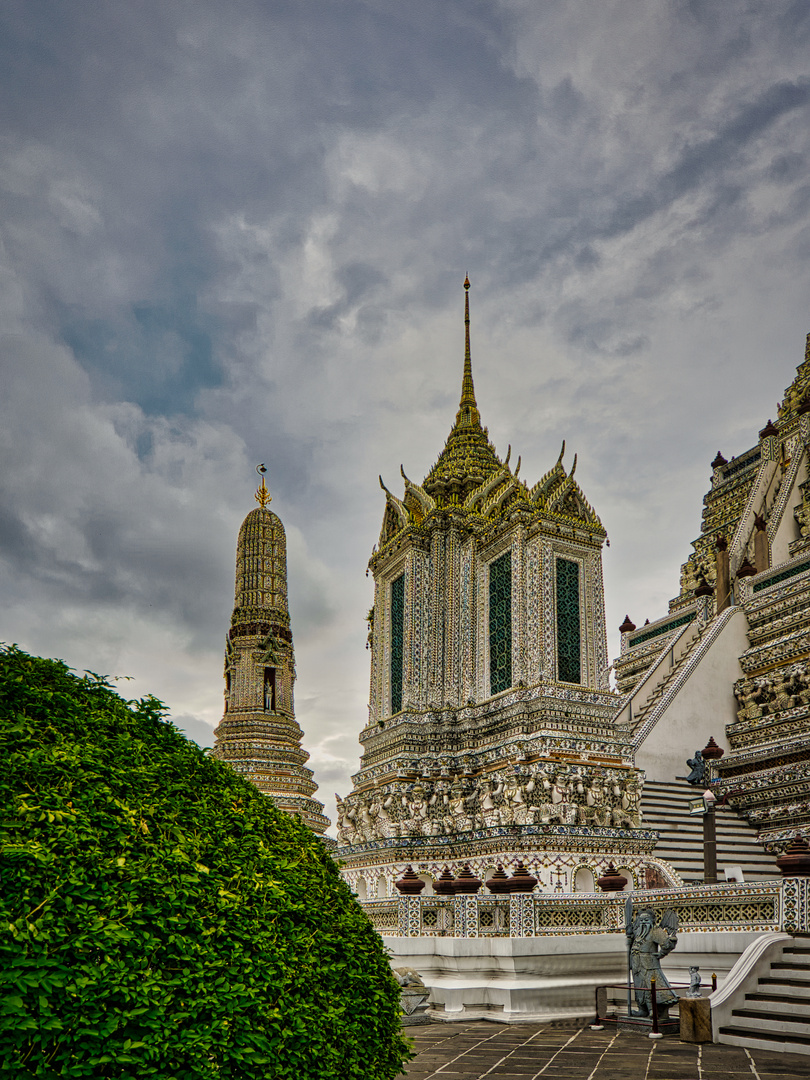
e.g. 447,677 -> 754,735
630,607 -> 739,749
614,617 -> 698,732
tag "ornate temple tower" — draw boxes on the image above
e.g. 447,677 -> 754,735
212,470 -> 329,835
613,331 -> 810,855
336,281 -> 671,897
369,279 -> 611,718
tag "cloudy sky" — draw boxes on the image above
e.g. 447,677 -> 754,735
2,1 -> 809,833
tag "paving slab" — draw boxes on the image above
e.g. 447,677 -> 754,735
403,1021 -> 810,1079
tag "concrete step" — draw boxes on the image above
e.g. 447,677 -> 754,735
728,1009 -> 810,1037
649,841 -> 772,856
718,934 -> 810,1052
648,831 -> 766,846
749,989 -> 810,1005
769,963 -> 810,983
759,974 -> 810,990
640,779 -> 779,881
740,995 -> 810,1015
718,1025 -> 810,1054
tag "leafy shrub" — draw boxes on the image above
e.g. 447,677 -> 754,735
0,646 -> 410,1079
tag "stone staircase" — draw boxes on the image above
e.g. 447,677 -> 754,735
718,939 -> 810,1054
641,781 -> 780,883
627,627 -> 704,737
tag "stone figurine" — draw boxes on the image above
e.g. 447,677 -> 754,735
685,750 -> 705,786
393,966 -> 431,1026
686,966 -> 702,998
626,908 -> 680,1018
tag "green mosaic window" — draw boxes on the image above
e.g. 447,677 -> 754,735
753,558 -> 810,594
556,557 -> 581,684
489,551 -> 512,695
390,574 -> 405,714
629,612 -> 694,647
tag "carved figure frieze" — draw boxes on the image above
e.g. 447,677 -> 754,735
734,661 -> 810,728
337,760 -> 643,846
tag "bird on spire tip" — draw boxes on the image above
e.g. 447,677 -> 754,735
254,463 -> 272,508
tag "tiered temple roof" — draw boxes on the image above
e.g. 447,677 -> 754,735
373,280 -> 603,567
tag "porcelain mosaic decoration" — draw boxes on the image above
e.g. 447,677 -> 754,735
336,281 -> 670,896
212,468 -> 330,835
615,331 -> 810,852
361,878 -> 804,938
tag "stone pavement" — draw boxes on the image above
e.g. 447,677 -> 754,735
403,1021 -> 810,1079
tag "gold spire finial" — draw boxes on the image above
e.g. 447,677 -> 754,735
255,463 -> 272,508
458,276 -> 478,416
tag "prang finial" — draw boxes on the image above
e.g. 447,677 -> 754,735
255,463 -> 272,508
459,276 -> 477,414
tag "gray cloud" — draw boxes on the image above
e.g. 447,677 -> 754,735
2,0 -> 810,829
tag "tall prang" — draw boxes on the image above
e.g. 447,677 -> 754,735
612,330 -> 810,861
212,469 -> 329,835
336,280 -> 675,899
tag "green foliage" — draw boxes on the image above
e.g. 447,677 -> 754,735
0,645 -> 410,1079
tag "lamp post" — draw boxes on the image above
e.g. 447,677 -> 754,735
702,789 -> 717,884
688,786 -> 718,883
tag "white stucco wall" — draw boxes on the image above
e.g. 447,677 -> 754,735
634,609 -> 749,784
385,930 -> 759,1022
386,933 -> 628,1022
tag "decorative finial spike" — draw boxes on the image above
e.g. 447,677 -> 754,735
458,276 -> 478,416
254,463 -> 272,508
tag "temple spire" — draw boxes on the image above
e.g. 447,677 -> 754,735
455,276 -> 481,429
422,275 -> 499,500
460,275 -> 477,409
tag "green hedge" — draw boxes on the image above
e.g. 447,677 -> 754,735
0,646 -> 410,1079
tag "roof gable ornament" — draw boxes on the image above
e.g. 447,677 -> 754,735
378,476 -> 409,545
778,331 -> 810,423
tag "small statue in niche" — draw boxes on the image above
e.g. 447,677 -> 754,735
626,908 -> 680,1019
735,680 -> 763,723
335,795 -> 359,845
621,780 -> 643,827
685,750 -> 705,786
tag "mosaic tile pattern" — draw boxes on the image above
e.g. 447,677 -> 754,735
489,550 -> 512,695
390,573 -> 405,714
556,557 -> 581,684
340,282 -> 658,893
365,878 -> 795,938
213,504 -> 329,834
